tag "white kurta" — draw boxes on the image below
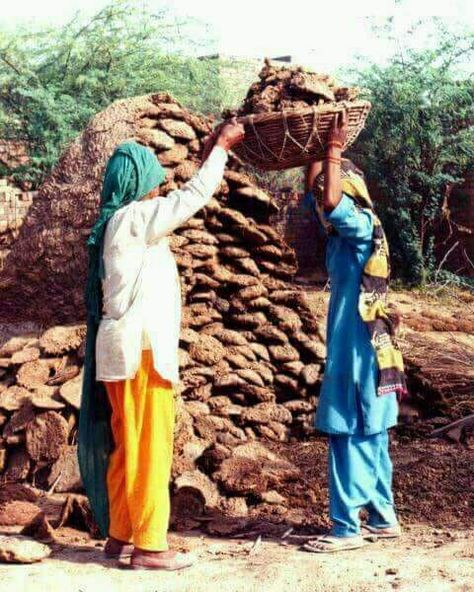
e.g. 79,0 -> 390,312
95,145 -> 228,384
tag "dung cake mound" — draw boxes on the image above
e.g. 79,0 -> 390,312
224,58 -> 362,118
0,92 -> 329,530
223,59 -> 371,171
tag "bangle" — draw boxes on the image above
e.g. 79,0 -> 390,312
327,140 -> 343,149
325,156 -> 341,165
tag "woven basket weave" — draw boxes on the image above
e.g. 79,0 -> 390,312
232,100 -> 371,171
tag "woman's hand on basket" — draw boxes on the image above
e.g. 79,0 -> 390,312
201,118 -> 245,163
326,109 -> 348,154
216,118 -> 245,151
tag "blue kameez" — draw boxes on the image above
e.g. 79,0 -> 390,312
310,193 -> 398,435
304,191 -> 399,536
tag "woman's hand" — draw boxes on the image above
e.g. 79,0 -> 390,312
326,109 -> 348,154
215,118 -> 245,151
201,118 -> 245,163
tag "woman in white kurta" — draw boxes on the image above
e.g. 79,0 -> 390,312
79,121 -> 244,571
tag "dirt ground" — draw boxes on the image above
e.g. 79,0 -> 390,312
1,436 -> 473,592
0,287 -> 472,591
268,438 -> 474,530
0,522 -> 473,592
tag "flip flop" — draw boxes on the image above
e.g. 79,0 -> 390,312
302,535 -> 367,553
361,524 -> 402,540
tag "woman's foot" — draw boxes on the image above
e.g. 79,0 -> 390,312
361,523 -> 402,540
129,549 -> 196,571
303,534 -> 367,553
104,536 -> 134,559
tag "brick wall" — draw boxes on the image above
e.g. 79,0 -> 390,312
0,178 -> 36,269
271,190 -> 327,281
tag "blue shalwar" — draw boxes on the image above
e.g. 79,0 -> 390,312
305,192 -> 399,537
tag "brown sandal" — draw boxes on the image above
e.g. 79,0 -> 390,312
104,537 -> 134,559
127,550 -> 196,571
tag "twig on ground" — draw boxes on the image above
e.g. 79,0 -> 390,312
248,535 -> 262,556
47,470 -> 63,496
430,414 -> 474,442
281,527 -> 294,540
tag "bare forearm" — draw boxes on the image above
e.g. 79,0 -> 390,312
323,146 -> 342,212
305,160 -> 323,193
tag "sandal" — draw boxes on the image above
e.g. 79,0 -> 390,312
104,537 -> 134,559
302,535 -> 367,553
361,524 -> 402,540
127,550 -> 196,571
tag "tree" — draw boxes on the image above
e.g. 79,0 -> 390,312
351,20 -> 474,284
0,1 -> 223,187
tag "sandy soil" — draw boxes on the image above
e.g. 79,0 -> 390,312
0,287 -> 472,591
0,524 -> 473,592
1,435 -> 473,592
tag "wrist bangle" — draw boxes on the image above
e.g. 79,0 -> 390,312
325,156 -> 341,165
327,141 -> 343,148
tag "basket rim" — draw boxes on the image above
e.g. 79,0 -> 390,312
232,99 -> 371,126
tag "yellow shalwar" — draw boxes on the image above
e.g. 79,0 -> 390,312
104,349 -> 175,551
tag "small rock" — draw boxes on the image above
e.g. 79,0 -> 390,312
260,490 -> 286,505
0,535 -> 51,563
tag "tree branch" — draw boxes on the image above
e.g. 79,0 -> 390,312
0,54 -> 23,76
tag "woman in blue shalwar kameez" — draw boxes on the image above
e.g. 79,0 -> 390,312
302,112 -> 406,553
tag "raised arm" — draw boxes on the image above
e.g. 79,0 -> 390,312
322,110 -> 348,213
136,120 -> 245,242
305,160 -> 323,194
321,111 -> 373,246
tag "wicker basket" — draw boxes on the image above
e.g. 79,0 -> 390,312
231,100 -> 371,171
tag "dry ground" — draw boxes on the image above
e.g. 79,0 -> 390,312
1,435 -> 472,592
0,287 -> 472,592
0,523 -> 473,592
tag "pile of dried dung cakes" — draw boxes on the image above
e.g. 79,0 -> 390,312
224,58 -> 360,117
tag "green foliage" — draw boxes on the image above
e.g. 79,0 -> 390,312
1,11 -> 473,289
434,269 -> 474,290
351,21 -> 474,285
0,1 -> 222,187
